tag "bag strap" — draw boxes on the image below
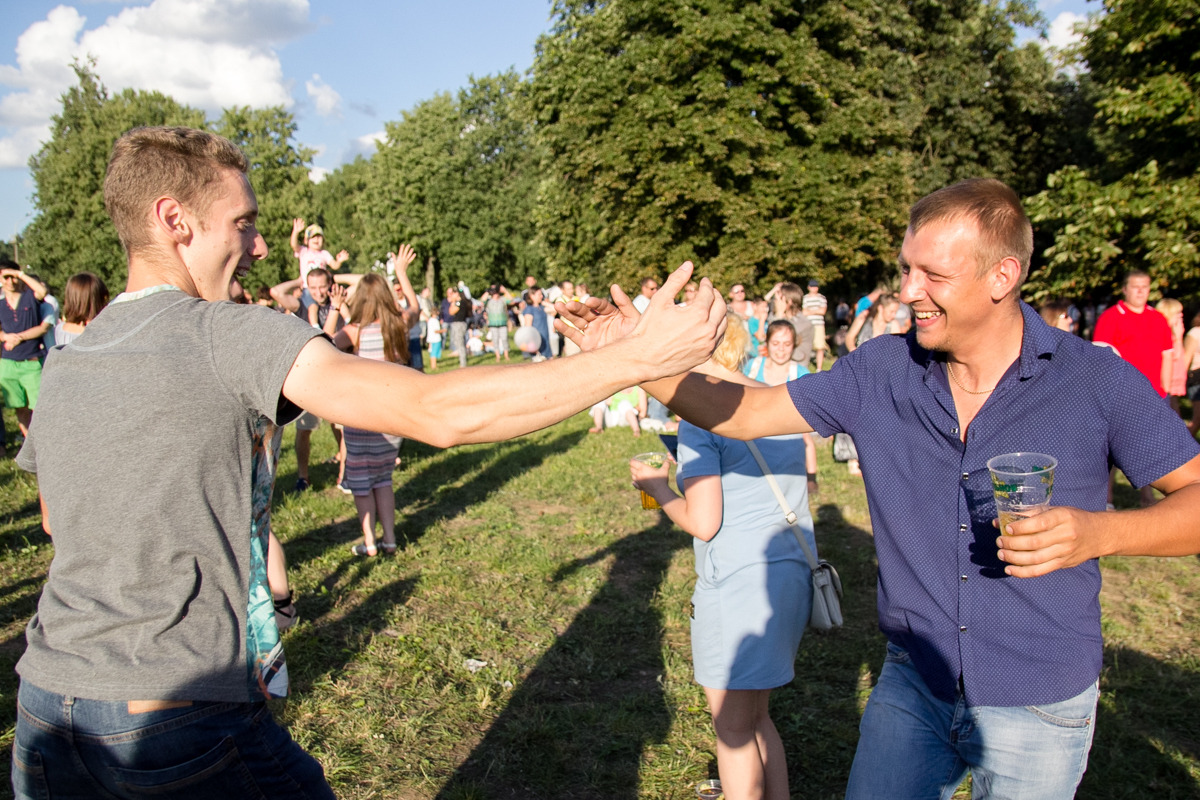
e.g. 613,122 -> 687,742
746,440 -> 820,571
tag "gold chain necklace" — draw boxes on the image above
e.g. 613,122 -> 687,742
946,361 -> 994,395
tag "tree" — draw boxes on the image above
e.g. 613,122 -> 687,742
215,106 -> 316,291
358,93 -> 459,292
312,155 -> 372,274
22,63 -> 205,290
1025,0 -> 1200,301
532,0 -> 931,296
430,71 -> 543,292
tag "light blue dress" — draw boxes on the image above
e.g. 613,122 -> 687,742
677,421 -> 815,690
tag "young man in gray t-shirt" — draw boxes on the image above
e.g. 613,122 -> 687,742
11,126 -> 728,799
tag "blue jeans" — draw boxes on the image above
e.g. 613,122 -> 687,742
12,680 -> 334,799
845,643 -> 1098,800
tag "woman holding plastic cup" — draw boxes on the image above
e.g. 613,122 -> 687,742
630,313 -> 813,800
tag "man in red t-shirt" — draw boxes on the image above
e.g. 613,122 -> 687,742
1093,269 -> 1174,505
1093,270 -> 1173,397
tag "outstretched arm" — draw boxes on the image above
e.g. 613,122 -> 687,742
557,265 -> 811,441
284,262 -> 727,448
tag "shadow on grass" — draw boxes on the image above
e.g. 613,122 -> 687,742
274,429 -> 588,577
435,517 -> 687,800
772,502 -> 886,798
1080,645 -> 1200,799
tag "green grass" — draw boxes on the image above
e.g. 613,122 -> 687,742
1,373 -> 1199,798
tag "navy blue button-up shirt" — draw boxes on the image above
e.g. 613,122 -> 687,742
789,302 -> 1199,706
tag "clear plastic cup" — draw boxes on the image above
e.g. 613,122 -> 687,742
696,779 -> 723,799
987,452 -> 1057,531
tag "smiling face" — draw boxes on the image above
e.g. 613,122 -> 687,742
187,169 -> 266,302
767,326 -> 795,366
898,218 -> 997,354
307,233 -> 325,251
307,270 -> 331,305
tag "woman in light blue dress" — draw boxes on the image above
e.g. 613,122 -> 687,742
631,314 -> 814,800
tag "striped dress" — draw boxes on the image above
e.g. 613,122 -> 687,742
342,323 -> 403,495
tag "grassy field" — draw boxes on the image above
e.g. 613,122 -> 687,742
1,355 -> 1198,799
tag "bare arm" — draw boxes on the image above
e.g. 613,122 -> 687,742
390,245 -> 421,326
1161,349 -> 1174,397
321,286 -> 348,337
998,453 -> 1200,577
39,491 -> 50,537
290,218 -> 304,257
642,372 -> 812,440
283,262 -> 727,448
270,278 -> 302,314
845,310 -> 868,352
631,459 -> 723,541
1183,331 -> 1199,375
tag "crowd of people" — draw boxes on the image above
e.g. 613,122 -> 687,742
5,125 -> 1200,800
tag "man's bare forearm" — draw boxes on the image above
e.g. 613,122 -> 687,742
641,373 -> 810,440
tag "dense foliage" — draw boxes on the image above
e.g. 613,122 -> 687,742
22,64 -> 204,290
1025,0 -> 1200,302
17,1 -> 1196,305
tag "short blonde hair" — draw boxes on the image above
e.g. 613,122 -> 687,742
1156,298 -> 1182,319
104,126 -> 249,256
711,312 -> 750,372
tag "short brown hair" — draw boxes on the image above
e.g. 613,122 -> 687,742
908,178 -> 1033,284
104,126 -> 249,256
61,272 -> 110,324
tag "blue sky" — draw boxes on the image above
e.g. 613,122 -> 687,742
0,0 -> 1101,248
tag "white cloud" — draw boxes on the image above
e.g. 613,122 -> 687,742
1045,11 -> 1085,51
0,0 -> 315,171
306,74 -> 341,118
308,165 -> 330,183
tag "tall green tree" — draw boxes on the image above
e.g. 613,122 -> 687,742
215,106 -> 316,291
22,63 -> 204,290
431,71 -> 543,291
1025,0 -> 1200,301
531,0 -> 923,296
312,155 -> 372,272
359,93 -> 459,291
904,0 -> 1077,198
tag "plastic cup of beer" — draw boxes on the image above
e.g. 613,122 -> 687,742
632,452 -> 668,510
987,452 -> 1057,531
695,779 -> 723,799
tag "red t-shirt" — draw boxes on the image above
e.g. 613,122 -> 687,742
1093,300 -> 1174,396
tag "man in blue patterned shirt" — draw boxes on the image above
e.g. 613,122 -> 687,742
561,178 -> 1200,799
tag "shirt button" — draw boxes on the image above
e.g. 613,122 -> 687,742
960,626 -> 968,632
959,523 -> 968,532
961,575 -> 968,582
951,426 -> 959,434
962,472 -> 970,480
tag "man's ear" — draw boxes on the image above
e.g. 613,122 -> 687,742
991,255 -> 1022,302
152,196 -> 191,244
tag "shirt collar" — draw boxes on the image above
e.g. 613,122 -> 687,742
912,300 -> 1057,381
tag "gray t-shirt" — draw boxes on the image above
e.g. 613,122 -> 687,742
17,287 -> 322,703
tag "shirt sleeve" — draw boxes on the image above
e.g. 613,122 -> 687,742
677,423 -> 721,482
1105,355 -> 1200,487
208,303 -> 326,424
786,346 -> 866,437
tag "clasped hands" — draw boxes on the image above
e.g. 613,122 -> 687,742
553,261 -> 728,379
